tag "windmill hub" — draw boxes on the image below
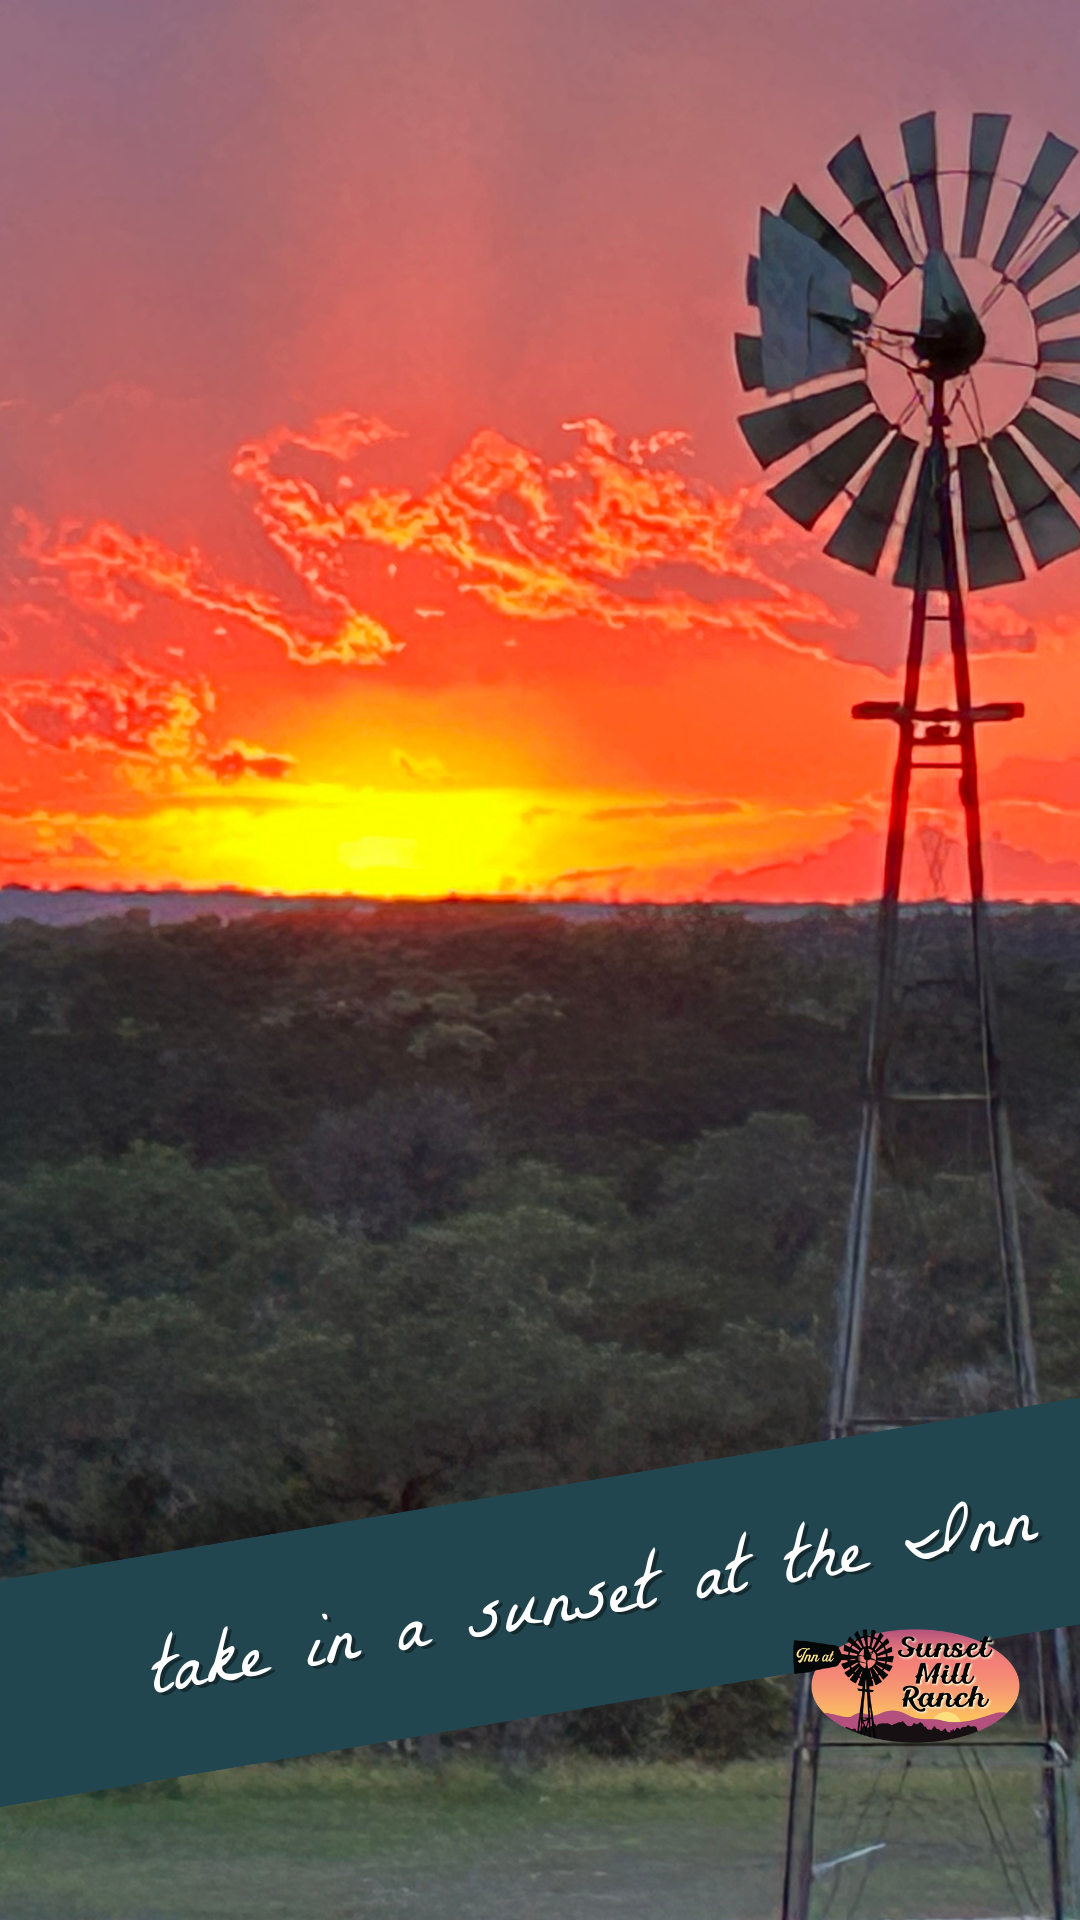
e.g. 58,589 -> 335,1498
867,259 -> 1035,445
913,300 -> 986,380
911,247 -> 989,381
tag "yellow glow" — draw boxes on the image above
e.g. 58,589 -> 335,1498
2,779 -> 868,899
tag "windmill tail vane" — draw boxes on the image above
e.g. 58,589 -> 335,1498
739,110 -> 1080,1920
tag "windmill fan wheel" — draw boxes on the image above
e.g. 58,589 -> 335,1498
735,112 -> 1080,591
840,1629 -> 894,1690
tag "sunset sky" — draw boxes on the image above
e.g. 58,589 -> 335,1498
6,0 -> 1080,900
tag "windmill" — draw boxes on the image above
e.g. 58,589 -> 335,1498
839,1630 -> 894,1736
734,112 -> 1080,1920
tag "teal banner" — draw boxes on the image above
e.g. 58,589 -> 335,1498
1,1400 -> 1078,1806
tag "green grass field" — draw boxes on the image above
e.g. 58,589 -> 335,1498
0,1744 -> 1055,1920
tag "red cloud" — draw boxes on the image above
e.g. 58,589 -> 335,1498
0,662 -> 212,761
0,665 -> 293,785
204,742 -> 295,782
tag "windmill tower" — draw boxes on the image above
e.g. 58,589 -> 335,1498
734,112 -> 1080,1919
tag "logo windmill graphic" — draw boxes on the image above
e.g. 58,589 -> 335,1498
841,1630 -> 894,1735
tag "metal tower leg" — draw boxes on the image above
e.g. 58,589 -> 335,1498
943,530 -> 1038,1410
936,401 -> 1074,1913
1058,1639 -> 1080,1920
1036,1627 -> 1070,1920
1048,1626 -> 1080,1920
830,592 -> 927,1439
938,488 -> 1080,1912
830,1101 -> 879,1438
781,1676 -> 823,1920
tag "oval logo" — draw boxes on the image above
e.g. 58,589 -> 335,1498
812,1629 -> 1019,1742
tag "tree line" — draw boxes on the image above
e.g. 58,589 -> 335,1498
0,900 -> 1077,1759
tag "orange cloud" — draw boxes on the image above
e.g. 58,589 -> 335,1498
544,865 -> 635,891
50,831 -> 109,860
392,749 -> 446,781
586,798 -> 739,821
15,499 -> 399,670
14,413 -> 843,681
234,411 -> 841,652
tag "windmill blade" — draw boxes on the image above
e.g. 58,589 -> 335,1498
766,413 -> 889,528
734,335 -> 765,391
961,112 -> 1010,256
827,135 -> 915,275
1034,374 -> 1080,418
1014,405 -> 1080,489
992,132 -> 1078,273
1040,336 -> 1080,362
1034,284 -> 1080,326
823,433 -> 918,573
1017,211 -> 1080,293
957,443 -> 1025,587
737,380 -> 873,468
780,187 -> 887,300
988,428 -> 1080,566
901,112 -> 944,251
895,447 -> 948,590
